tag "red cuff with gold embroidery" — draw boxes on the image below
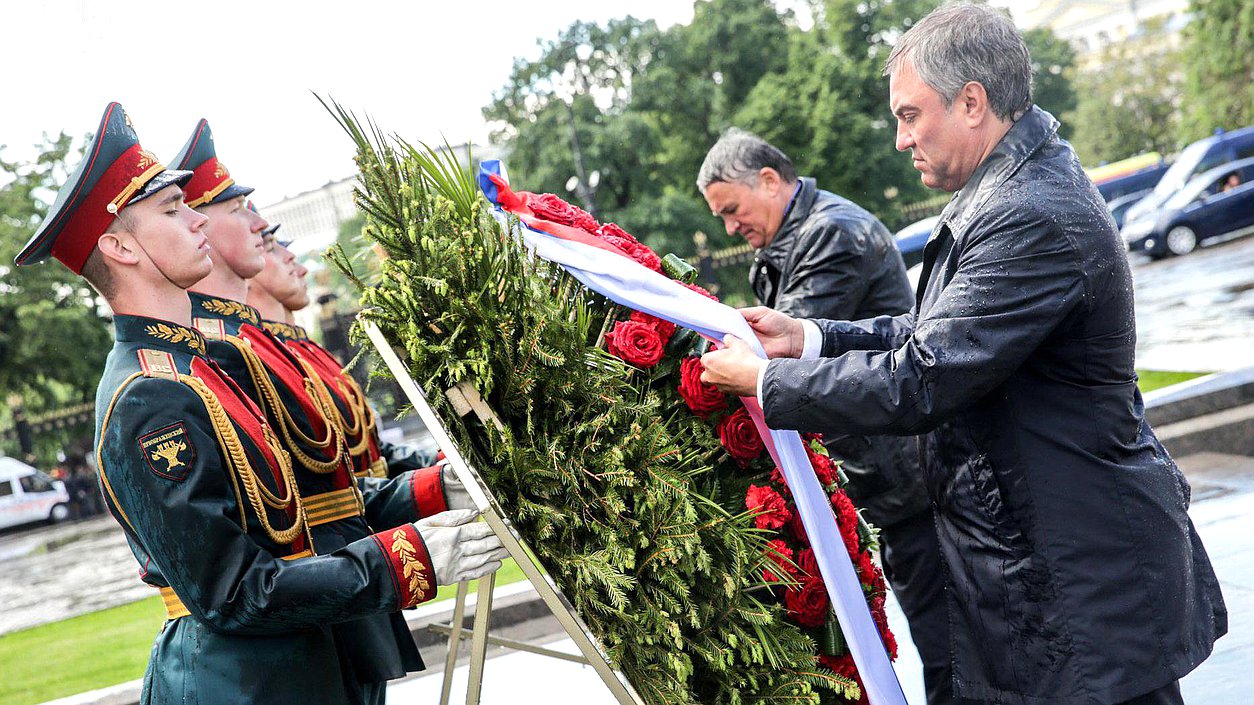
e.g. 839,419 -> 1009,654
371,524 -> 437,609
411,465 -> 448,518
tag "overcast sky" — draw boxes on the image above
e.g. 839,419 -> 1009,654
0,0 -> 697,208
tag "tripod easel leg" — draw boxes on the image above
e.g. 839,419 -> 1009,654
465,573 -> 496,705
439,581 -> 470,705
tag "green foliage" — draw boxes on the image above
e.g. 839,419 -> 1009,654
1067,18 -> 1182,166
1177,0 -> 1254,143
0,135 -> 113,462
330,104 -> 835,704
1023,28 -> 1078,138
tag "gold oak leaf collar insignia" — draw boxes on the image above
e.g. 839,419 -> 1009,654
144,323 -> 207,355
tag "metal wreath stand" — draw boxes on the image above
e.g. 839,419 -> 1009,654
363,320 -> 645,705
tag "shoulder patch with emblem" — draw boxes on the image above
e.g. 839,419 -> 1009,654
139,422 -> 195,482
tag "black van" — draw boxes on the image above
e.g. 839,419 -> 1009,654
1124,125 -> 1254,224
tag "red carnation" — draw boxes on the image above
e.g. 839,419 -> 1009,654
832,490 -> 861,556
629,310 -> 675,342
684,282 -> 718,301
602,233 -> 663,273
677,357 -> 729,418
745,484 -> 791,530
784,577 -> 830,628
597,222 -> 639,245
717,407 -> 765,466
528,193 -> 579,226
762,539 -> 794,584
768,467 -> 792,495
810,452 -> 840,488
605,320 -> 665,368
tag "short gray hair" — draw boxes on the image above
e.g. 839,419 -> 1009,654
697,128 -> 798,192
883,2 -> 1032,121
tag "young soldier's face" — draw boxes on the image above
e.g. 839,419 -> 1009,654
252,239 -> 305,307
199,195 -> 267,278
125,185 -> 213,287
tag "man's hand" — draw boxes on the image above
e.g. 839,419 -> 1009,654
741,307 -> 805,359
440,462 -> 476,511
700,336 -> 766,398
414,509 -> 509,586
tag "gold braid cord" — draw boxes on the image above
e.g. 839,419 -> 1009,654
182,375 -> 309,547
298,358 -> 370,456
227,336 -> 348,475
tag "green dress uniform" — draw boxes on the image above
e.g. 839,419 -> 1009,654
260,319 -> 436,482
14,103 -> 441,705
95,315 -> 438,704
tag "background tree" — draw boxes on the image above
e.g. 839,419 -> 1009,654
0,136 -> 113,462
1177,0 -> 1254,142
1023,27 -> 1078,137
1066,17 -> 1181,165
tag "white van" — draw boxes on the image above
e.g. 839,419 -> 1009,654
0,456 -> 72,529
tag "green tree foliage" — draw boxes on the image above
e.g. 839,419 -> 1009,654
1178,0 -> 1254,142
0,136 -> 113,460
1067,18 -> 1181,166
328,106 -> 851,704
1023,27 -> 1078,136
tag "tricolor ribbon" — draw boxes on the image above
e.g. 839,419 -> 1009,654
479,160 -> 906,705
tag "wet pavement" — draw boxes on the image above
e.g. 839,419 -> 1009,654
1131,233 -> 1254,373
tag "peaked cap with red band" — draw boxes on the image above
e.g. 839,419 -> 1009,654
14,102 -> 193,274
169,119 -> 254,209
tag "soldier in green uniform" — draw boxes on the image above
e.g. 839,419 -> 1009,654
14,103 -> 507,704
243,210 -> 444,484
165,119 -> 481,701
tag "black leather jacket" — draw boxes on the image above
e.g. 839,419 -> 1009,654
761,108 -> 1226,704
750,178 -> 929,528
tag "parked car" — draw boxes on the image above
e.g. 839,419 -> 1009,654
1088,153 -> 1169,203
1124,125 -> 1254,224
1121,157 -> 1254,258
894,215 -> 939,268
0,456 -> 71,529
1107,188 -> 1154,229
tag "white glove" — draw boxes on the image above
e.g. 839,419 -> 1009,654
415,509 -> 509,585
440,462 -> 477,511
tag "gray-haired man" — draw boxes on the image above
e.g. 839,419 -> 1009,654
699,131 -> 956,704
700,4 -> 1225,704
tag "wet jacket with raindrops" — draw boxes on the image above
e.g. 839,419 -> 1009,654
760,106 -> 1227,705
749,177 -> 930,529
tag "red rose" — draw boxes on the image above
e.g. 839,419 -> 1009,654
597,222 -> 639,245
717,407 -> 765,466
784,577 -> 830,628
745,484 -> 791,530
605,320 -> 665,368
795,547 -> 820,580
762,539 -> 794,584
677,357 -> 729,418
630,310 -> 675,341
819,652 -> 857,678
786,510 -> 811,546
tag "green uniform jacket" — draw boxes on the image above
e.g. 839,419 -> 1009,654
188,294 -> 449,693
95,314 -> 437,705
261,319 -> 437,479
